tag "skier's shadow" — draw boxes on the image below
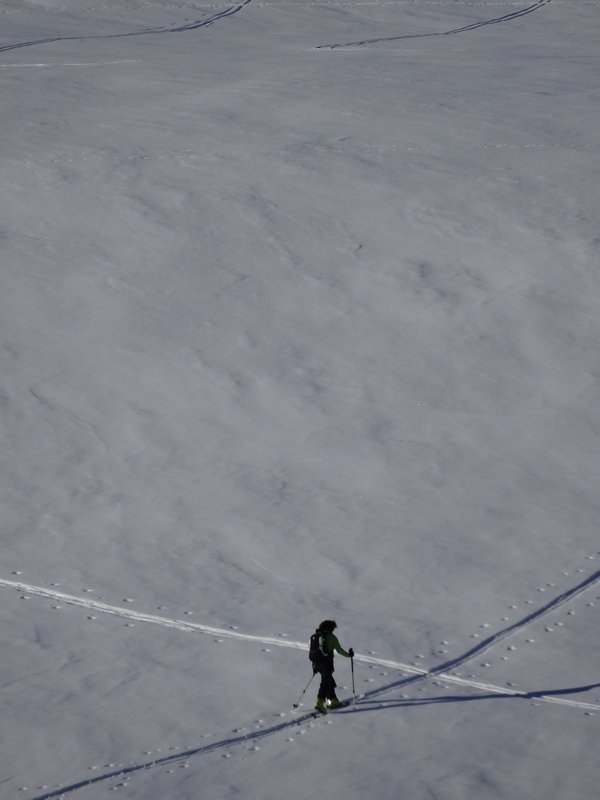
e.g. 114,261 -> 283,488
344,683 -> 600,713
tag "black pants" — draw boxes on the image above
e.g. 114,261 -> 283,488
317,666 -> 337,701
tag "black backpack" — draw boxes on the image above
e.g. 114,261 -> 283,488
309,630 -> 329,668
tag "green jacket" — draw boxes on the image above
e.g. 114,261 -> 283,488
323,632 -> 351,659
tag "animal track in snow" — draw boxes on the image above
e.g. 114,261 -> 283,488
3,569 -> 598,685
2,572 -> 598,720
467,559 -> 600,678
3,562 -> 600,800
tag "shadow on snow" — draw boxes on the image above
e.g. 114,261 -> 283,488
29,563 -> 599,800
29,682 -> 600,799
344,683 -> 600,713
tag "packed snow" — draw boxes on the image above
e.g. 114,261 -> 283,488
1,0 -> 599,798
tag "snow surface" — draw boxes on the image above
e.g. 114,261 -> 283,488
1,0 -> 599,797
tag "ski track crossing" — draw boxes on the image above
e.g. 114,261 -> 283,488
2,561 -> 600,798
1,566 -> 599,697
0,1 -> 592,795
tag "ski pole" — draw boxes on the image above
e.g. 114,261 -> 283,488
292,673 -> 315,709
350,656 -> 356,704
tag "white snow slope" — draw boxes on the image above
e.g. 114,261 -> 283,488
1,0 -> 599,798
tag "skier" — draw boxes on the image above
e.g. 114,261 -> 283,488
310,620 -> 354,713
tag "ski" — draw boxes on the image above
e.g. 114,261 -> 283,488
331,693 -> 364,711
297,695 -> 363,721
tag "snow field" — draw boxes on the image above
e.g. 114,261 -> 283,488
2,0 -> 600,798
2,551 -> 599,796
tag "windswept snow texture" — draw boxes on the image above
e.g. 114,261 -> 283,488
1,0 -> 600,798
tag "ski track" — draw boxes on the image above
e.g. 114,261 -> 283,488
3,567 -> 598,799
0,0 -> 552,55
23,683 -> 600,800
316,0 -> 553,49
0,0 -> 253,54
1,569 -> 599,695
0,2 -> 593,795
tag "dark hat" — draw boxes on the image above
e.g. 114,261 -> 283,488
318,620 -> 337,633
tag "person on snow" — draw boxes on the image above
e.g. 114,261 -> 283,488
310,620 -> 354,713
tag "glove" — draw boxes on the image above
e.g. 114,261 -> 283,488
348,648 -> 354,658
